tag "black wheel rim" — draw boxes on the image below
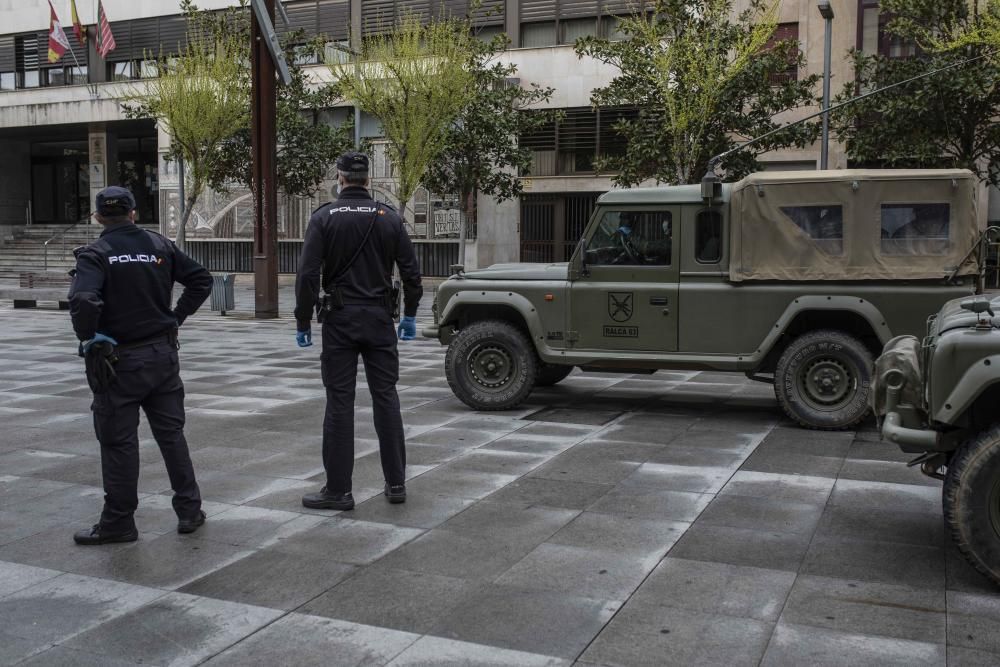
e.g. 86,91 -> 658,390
797,354 -> 857,412
467,343 -> 517,393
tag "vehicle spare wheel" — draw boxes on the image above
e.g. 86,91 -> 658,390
944,425 -> 1000,588
445,320 -> 537,411
774,329 -> 873,430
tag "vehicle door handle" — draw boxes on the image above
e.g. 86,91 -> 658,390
649,296 -> 669,305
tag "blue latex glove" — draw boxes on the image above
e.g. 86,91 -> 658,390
79,332 -> 118,356
296,329 -> 313,347
398,316 -> 417,341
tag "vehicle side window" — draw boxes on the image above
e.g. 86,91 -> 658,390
779,205 -> 844,255
586,210 -> 673,266
880,203 -> 950,255
695,210 -> 723,263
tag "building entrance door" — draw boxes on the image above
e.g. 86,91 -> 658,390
31,141 -> 89,224
520,193 -> 600,263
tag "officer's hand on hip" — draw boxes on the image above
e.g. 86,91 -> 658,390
296,327 -> 313,348
398,316 -> 417,341
79,332 -> 118,357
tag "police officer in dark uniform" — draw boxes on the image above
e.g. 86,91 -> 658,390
69,186 -> 213,544
295,152 -> 423,511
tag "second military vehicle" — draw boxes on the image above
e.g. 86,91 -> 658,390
872,286 -> 1000,587
425,169 -> 982,430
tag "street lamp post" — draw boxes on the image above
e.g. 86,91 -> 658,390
818,0 -> 835,170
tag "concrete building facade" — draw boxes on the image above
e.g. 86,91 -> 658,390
0,0 -> 940,275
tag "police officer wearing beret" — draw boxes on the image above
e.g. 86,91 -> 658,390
69,186 -> 213,544
295,152 -> 423,510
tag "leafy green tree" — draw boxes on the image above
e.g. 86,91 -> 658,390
830,0 -> 1000,185
189,3 -> 353,198
330,13 -> 477,219
576,0 -> 820,186
421,34 -> 558,264
123,13 -> 248,248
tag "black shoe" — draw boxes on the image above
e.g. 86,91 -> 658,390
302,487 -> 354,510
384,483 -> 406,504
73,524 -> 138,546
177,510 -> 206,534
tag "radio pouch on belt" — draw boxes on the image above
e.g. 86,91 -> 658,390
319,211 -> 379,322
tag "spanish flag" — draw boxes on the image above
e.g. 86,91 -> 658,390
70,0 -> 86,46
47,1 -> 71,64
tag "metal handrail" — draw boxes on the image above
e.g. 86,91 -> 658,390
43,213 -> 94,270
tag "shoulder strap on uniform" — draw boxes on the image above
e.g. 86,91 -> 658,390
324,210 -> 380,292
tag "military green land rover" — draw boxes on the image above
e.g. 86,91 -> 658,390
872,285 -> 1000,587
425,169 -> 983,430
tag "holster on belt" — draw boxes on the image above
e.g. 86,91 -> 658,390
317,289 -> 344,324
85,342 -> 119,394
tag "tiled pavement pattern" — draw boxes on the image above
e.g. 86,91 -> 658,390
1,304 -> 1000,666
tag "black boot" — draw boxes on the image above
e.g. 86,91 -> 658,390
177,510 -> 206,534
73,524 -> 139,546
302,487 -> 354,510
384,483 -> 406,504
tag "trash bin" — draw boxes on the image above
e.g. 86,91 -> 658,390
209,273 -> 235,315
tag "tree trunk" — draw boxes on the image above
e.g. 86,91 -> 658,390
458,188 -> 475,267
178,192 -> 198,252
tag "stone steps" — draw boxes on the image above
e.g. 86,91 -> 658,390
0,224 -> 159,280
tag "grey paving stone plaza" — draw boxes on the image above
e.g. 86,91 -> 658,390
2,298 -> 1000,666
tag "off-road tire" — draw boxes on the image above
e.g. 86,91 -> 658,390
445,320 -> 538,411
774,329 -> 873,430
944,425 -> 1000,588
535,363 -> 573,387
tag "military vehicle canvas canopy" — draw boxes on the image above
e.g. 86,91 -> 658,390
728,169 -> 980,281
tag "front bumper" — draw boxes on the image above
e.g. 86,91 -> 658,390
422,324 -> 455,344
881,410 -> 938,452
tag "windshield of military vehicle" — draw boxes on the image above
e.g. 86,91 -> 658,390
585,210 -> 673,266
729,170 -> 980,281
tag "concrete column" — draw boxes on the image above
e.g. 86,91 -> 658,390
155,123 -> 176,237
87,123 -> 118,212
474,192 -> 520,269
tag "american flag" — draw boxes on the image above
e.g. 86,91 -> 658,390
97,0 -> 116,59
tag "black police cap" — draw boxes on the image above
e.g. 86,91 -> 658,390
336,152 -> 370,174
96,186 -> 137,216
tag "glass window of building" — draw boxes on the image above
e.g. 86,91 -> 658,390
0,72 -> 14,90
521,21 -> 557,47
561,17 -> 597,43
110,61 -> 134,81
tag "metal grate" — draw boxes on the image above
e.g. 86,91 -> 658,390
524,407 -> 623,425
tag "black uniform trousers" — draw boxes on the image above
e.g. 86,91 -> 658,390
91,339 -> 201,532
320,304 -> 406,493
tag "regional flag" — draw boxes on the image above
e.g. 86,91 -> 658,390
47,1 -> 71,64
70,0 -> 86,45
97,0 -> 116,59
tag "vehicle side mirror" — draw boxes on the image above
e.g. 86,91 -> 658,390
961,297 -> 995,318
575,237 -> 589,278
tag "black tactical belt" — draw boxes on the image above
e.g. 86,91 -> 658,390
117,329 -> 179,350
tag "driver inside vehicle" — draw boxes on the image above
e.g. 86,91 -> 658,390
588,211 -> 671,266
